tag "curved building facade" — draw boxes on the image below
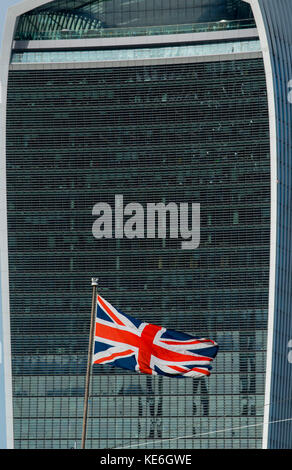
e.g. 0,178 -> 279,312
0,0 -> 291,449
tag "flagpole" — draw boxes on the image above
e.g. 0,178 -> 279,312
81,277 -> 98,449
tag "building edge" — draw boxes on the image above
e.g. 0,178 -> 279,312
246,0 -> 292,450
0,0 -> 57,450
243,0 -> 278,449
1,0 -> 283,449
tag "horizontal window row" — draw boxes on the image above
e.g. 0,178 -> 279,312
8,74 -> 266,92
7,98 -> 267,121
6,165 -> 270,185
6,141 -> 269,155
7,90 -> 268,107
9,290 -> 268,312
7,241 -> 270,257
9,291 -> 269,314
7,93 -> 267,110
7,193 -> 270,211
13,372 -> 267,397
7,184 -> 270,198
9,269 -> 269,284
8,262 -> 270,273
8,78 -> 266,94
6,163 -> 270,177
6,141 -> 269,154
6,127 -> 269,142
11,352 -> 267,374
6,163 -> 270,173
9,254 -> 270,269
8,222 -> 269,236
10,315 -> 267,344
6,150 -> 270,166
10,41 -> 261,65
10,316 -> 268,335
13,437 -> 263,450
12,412 -> 264,441
7,116 -> 269,131
8,275 -> 269,294
13,395 -> 265,419
8,60 -> 265,87
7,112 -> 268,130
8,78 -> 266,97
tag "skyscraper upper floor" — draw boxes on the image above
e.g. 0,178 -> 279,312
13,0 -> 256,41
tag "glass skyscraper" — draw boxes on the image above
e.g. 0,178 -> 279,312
0,0 -> 291,449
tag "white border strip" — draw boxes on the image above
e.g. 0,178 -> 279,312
0,0 -> 56,450
244,0 -> 278,449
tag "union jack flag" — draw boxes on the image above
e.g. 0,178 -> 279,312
93,296 -> 218,378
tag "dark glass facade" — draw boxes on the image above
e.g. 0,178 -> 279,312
6,53 -> 270,448
14,0 -> 255,40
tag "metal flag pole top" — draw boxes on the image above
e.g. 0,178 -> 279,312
81,277 -> 98,449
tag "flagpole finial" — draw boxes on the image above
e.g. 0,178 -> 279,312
91,277 -> 98,286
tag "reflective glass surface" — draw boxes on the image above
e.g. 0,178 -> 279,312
11,40 -> 261,64
14,0 -> 256,40
7,57 -> 270,449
